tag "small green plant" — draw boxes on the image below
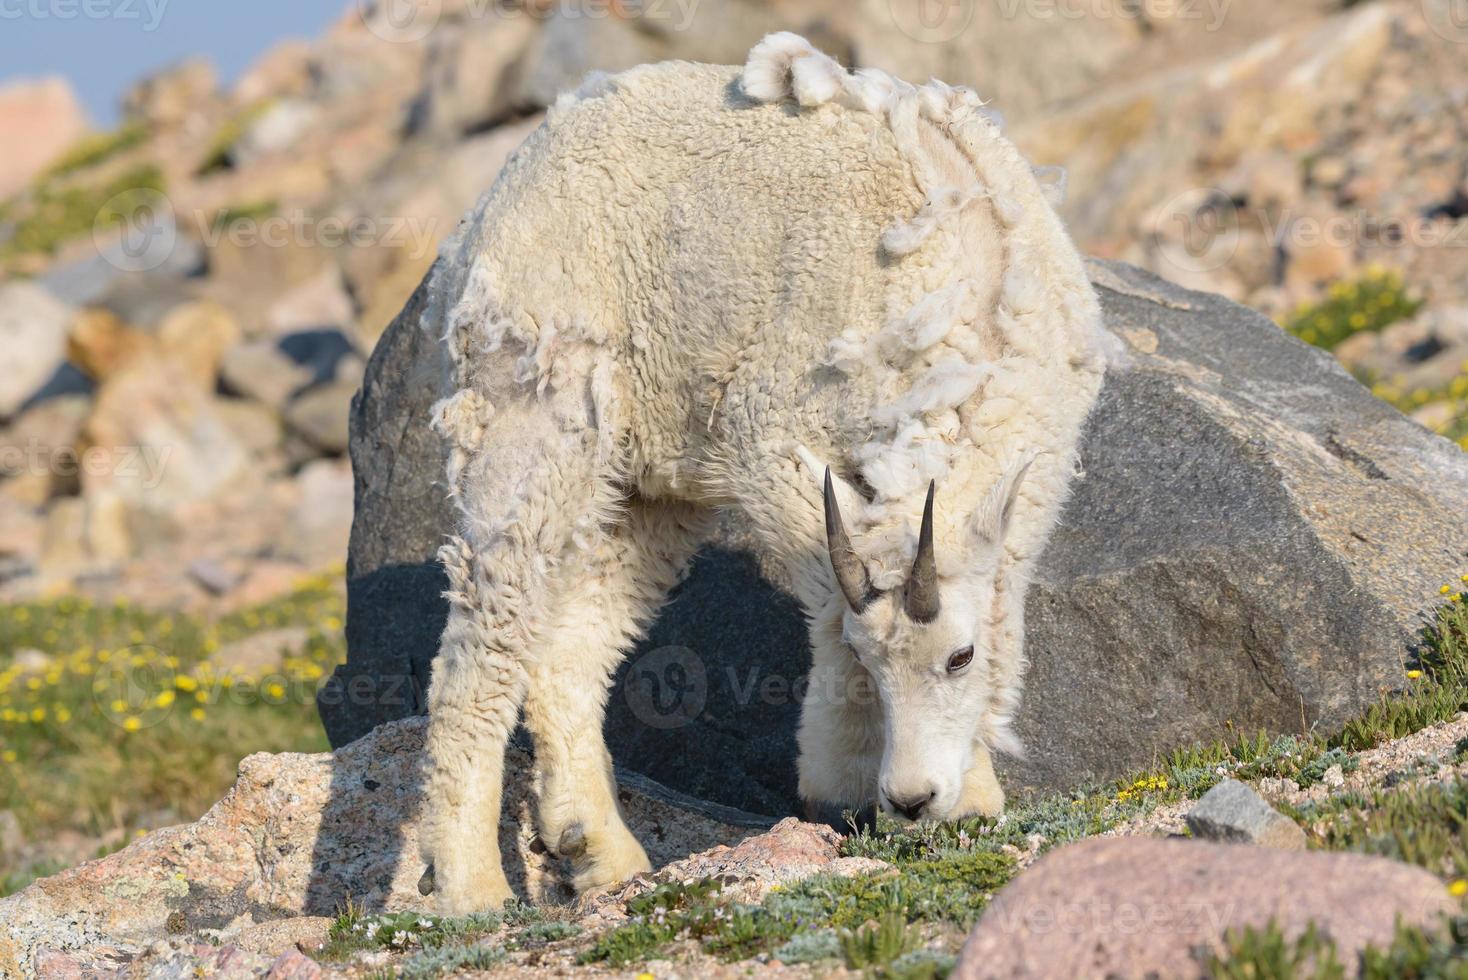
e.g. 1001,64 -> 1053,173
208,199 -> 279,232
44,122 -> 150,178
772,928 -> 841,964
1359,915 -> 1468,978
393,943 -> 506,980
839,913 -> 922,970
196,100 -> 276,175
886,949 -> 959,980
1210,917 -> 1468,979
0,163 -> 166,260
515,920 -> 581,943
1209,922 -> 1345,980
1283,268 -> 1424,351
1307,779 -> 1468,878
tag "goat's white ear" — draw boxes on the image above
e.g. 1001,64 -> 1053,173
796,445 -> 864,520
970,451 -> 1039,546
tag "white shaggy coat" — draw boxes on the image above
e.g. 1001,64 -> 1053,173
418,33 -> 1105,913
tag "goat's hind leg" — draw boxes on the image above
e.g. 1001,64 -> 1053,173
523,499 -> 711,895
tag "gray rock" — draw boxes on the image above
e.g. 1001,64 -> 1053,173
1185,779 -> 1306,849
284,381 -> 356,456
188,557 -> 244,596
334,260 -> 1468,813
0,282 -> 72,419
219,341 -> 314,409
232,98 -> 319,165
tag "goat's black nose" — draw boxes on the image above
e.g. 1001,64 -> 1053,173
883,789 -> 936,821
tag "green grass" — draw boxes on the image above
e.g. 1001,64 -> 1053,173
195,100 -> 276,176
578,840 -> 1014,968
1210,917 -> 1468,979
0,163 -> 166,261
43,122 -> 151,179
208,199 -> 279,232
1299,779 -> 1468,879
0,574 -> 343,879
1283,268 -> 1424,351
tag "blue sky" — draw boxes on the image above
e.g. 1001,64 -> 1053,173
0,0 -> 348,125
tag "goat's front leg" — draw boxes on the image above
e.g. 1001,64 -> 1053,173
796,630 -> 885,824
953,741 -> 1005,818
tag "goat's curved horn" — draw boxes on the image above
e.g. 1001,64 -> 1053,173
904,481 -> 941,623
824,468 -> 876,612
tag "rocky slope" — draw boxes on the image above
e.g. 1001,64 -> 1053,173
0,0 -> 1464,616
6,701 -> 1468,977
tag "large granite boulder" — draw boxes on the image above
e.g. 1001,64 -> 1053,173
328,259 -> 1468,811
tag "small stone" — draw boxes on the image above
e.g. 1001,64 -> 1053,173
0,282 -> 73,419
188,558 -> 244,596
209,627 -> 309,678
284,381 -> 356,456
220,341 -> 314,409
1185,779 -> 1306,850
12,649 -> 52,673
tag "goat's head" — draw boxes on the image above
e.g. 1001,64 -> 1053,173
820,459 -> 1031,822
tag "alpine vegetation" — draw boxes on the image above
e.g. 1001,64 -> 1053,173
416,33 -> 1106,914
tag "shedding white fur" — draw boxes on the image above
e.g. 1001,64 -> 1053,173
414,35 -> 1105,915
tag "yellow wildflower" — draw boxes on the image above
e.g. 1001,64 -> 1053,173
1450,879 -> 1468,898
1,749 -> 16,763
1407,670 -> 1423,680
122,716 -> 142,733
190,708 -> 206,722
155,690 -> 176,708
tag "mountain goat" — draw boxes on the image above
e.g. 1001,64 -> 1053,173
417,33 -> 1105,913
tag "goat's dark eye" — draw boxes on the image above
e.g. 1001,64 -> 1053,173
946,646 -> 974,673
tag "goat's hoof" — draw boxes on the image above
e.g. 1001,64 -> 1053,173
557,824 -> 588,860
418,864 -> 436,896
